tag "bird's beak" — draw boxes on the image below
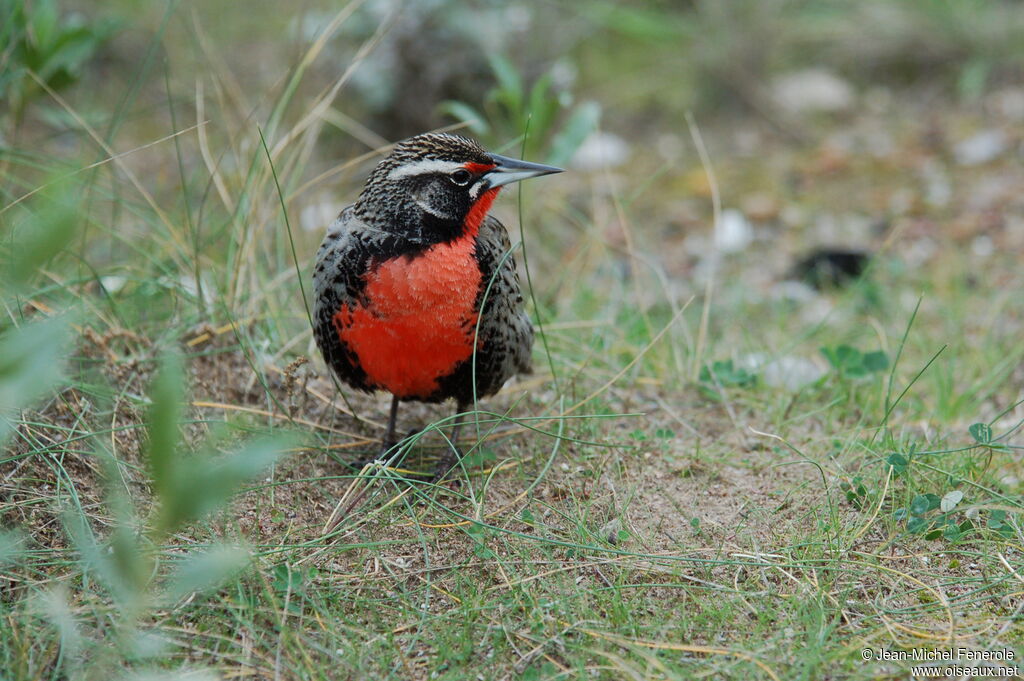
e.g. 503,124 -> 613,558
483,153 -> 564,189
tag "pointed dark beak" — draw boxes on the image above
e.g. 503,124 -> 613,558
483,153 -> 564,189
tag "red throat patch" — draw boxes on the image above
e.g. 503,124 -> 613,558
331,187 -> 501,399
464,187 -> 500,237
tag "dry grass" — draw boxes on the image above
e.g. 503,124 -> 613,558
3,2 -> 1024,679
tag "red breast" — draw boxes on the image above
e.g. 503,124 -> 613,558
332,188 -> 500,398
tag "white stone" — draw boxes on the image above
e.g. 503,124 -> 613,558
972,235 -> 994,257
714,209 -> 753,253
992,87 -> 1024,122
569,131 -> 630,171
99,275 -> 127,294
954,129 -> 1008,166
740,353 -> 825,391
772,69 -> 855,113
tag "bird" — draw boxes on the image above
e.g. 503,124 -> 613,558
312,132 -> 562,481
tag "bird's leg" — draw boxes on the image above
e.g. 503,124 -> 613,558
431,401 -> 469,483
381,394 -> 400,455
349,395 -> 401,472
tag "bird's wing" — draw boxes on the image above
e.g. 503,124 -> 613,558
312,206 -> 389,392
473,215 -> 534,381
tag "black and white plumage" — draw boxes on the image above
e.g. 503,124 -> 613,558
311,133 -> 561,479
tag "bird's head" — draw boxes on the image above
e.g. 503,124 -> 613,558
354,133 -> 562,244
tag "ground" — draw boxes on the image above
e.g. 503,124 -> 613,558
2,3 -> 1024,680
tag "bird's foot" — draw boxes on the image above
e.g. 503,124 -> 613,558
347,453 -> 375,472
349,428 -> 423,474
379,426 -> 425,459
354,427 -> 462,485
428,446 -> 462,487
347,438 -> 401,472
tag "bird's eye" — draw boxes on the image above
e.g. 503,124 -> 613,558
449,169 -> 472,186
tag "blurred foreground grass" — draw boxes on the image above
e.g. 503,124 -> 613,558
2,1 -> 1024,679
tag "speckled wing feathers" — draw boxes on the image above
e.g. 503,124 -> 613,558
312,207 -> 406,393
471,215 -> 534,382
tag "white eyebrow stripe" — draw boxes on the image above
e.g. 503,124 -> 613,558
388,159 -> 467,180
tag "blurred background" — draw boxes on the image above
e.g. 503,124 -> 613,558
3,1 -> 1024,678
4,0 -> 1024,324
4,0 -> 1022,409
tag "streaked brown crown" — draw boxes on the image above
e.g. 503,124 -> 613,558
381,133 -> 490,168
